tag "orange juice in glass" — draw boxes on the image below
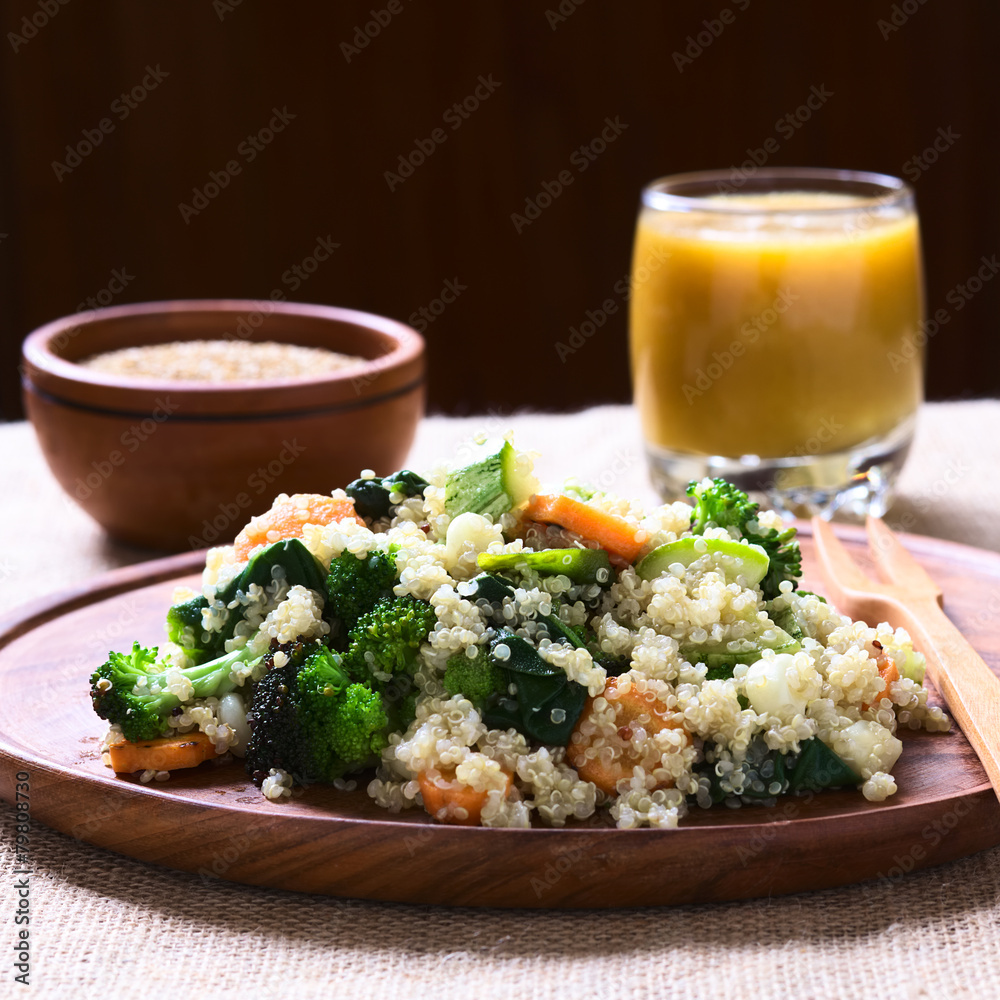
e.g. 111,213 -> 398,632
629,168 -> 924,517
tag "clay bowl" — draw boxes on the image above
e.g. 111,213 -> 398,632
21,299 -> 425,550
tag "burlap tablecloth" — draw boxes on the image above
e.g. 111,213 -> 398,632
2,402 -> 999,998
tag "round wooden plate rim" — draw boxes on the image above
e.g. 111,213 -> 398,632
1,741 -> 981,831
2,521 -> 999,907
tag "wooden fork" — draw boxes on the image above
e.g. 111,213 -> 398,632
811,515 -> 1000,802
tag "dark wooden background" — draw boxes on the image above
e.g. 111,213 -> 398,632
1,1 -> 996,419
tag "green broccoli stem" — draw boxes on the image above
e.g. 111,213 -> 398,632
91,641 -> 262,741
171,645 -> 255,701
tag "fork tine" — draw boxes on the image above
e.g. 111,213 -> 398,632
865,516 -> 943,603
809,516 -> 876,599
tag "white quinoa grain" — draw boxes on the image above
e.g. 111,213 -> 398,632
151,441 -> 947,828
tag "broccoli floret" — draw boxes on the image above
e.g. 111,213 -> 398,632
165,596 -> 209,660
245,642 -> 388,785
90,641 -> 262,743
328,683 -> 390,762
753,522 -> 802,601
325,545 -> 399,633
687,477 -> 758,533
443,646 -> 506,709
342,594 -> 437,686
687,478 -> 801,600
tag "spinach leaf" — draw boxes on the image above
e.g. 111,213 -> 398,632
696,736 -> 856,804
785,737 -> 857,792
167,538 -> 327,663
471,573 -> 628,676
483,630 -> 588,745
346,469 -> 429,519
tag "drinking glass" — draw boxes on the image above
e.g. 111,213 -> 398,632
629,167 -> 924,518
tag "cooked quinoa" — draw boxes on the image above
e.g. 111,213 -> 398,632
94,441 -> 950,829
80,339 -> 365,382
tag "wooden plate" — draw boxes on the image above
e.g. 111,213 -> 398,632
1,524 -> 999,908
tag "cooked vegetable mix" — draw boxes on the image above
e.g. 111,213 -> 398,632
91,440 -> 949,827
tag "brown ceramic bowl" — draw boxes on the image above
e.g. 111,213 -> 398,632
21,299 -> 425,550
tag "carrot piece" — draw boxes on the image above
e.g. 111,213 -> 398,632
234,494 -> 364,562
863,655 -> 901,711
523,494 -> 646,562
418,767 -> 513,826
107,731 -> 218,774
567,676 -> 691,795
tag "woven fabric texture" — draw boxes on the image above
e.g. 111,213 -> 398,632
2,402 -> 999,999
